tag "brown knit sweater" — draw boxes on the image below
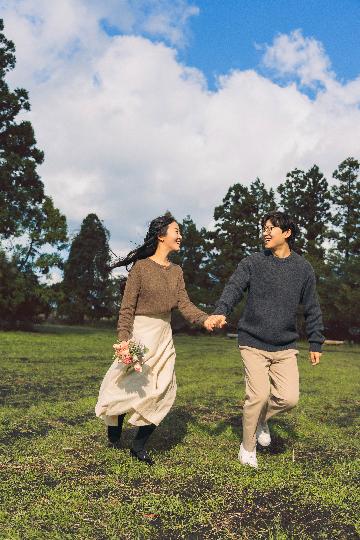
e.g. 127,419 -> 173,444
117,257 -> 209,341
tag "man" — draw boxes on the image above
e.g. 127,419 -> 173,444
213,211 -> 325,468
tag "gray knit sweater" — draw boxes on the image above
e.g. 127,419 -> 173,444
213,249 -> 325,352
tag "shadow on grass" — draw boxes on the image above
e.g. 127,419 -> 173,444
191,405 -> 299,455
120,406 -> 195,453
0,375 -> 101,407
0,411 -> 95,446
155,407 -> 195,451
321,399 -> 360,428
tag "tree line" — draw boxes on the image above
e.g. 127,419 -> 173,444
0,19 -> 359,340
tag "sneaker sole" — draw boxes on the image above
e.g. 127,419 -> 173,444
238,453 -> 258,469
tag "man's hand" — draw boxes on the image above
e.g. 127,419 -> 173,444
204,315 -> 227,332
309,351 -> 321,365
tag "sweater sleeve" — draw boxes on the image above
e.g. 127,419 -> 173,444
212,258 -> 251,316
117,263 -> 142,341
177,269 -> 209,326
301,268 -> 325,352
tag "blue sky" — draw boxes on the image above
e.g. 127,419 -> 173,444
2,0 -> 360,266
182,0 -> 360,86
100,0 -> 360,89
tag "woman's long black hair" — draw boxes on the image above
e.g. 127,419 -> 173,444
109,211 -> 177,271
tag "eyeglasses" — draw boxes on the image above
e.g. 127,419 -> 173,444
262,226 -> 277,234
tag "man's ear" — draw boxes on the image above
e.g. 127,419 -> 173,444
284,229 -> 291,239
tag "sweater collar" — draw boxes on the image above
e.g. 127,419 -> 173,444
264,248 -> 295,263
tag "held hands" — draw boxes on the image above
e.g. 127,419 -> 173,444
309,351 -> 321,366
203,315 -> 227,332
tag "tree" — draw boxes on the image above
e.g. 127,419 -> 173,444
170,215 -> 212,306
207,183 -> 253,290
322,157 -> 360,340
0,250 -> 49,328
205,179 -> 276,329
207,179 -> 276,285
330,157 -> 360,260
60,214 -> 112,323
249,178 -> 277,242
0,19 -> 67,274
277,165 -> 331,260
169,215 -> 212,331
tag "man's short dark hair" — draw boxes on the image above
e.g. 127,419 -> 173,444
261,211 -> 299,249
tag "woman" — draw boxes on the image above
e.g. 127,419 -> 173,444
95,212 -> 226,465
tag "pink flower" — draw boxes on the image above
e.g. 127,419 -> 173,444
113,343 -> 122,350
134,362 -> 142,373
122,356 -> 133,365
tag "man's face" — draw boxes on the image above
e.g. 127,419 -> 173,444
262,219 -> 291,250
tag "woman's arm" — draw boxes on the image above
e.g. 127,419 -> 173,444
177,269 -> 209,326
117,263 -> 141,341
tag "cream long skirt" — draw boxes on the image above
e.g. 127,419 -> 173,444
95,313 -> 177,427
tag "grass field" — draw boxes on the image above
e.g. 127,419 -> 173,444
0,325 -> 359,540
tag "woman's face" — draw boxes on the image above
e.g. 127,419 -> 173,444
159,221 -> 182,252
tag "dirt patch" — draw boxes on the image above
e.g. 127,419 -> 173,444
289,442 -> 359,468
214,488 -> 358,539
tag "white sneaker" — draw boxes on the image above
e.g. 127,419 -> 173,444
256,421 -> 271,447
238,443 -> 258,469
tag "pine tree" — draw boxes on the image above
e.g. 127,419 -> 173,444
207,179 -> 276,285
170,215 -> 212,306
277,165 -> 331,260
324,157 -> 360,340
0,19 -> 67,273
206,179 -> 276,329
60,214 -> 112,323
330,157 -> 360,260
249,178 -> 277,242
0,19 -> 67,326
0,250 -> 49,328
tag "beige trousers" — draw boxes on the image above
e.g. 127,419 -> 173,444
239,345 -> 300,451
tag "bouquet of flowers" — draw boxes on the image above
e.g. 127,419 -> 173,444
112,339 -> 149,373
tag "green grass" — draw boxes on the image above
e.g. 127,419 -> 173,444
0,325 -> 359,539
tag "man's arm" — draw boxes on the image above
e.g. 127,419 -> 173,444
301,267 -> 325,357
212,258 -> 251,316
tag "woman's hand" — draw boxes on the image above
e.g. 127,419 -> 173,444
204,315 -> 227,331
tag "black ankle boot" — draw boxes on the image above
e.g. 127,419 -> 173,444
107,414 -> 125,444
130,448 -> 154,466
107,425 -> 121,444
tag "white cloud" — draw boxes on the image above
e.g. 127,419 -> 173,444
1,3 -> 360,271
110,0 -> 200,47
261,29 -> 335,89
